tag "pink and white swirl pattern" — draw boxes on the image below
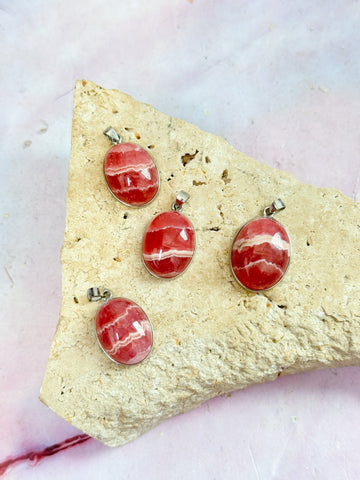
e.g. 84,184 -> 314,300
142,211 -> 196,278
104,143 -> 159,206
95,298 -> 153,365
231,217 -> 290,291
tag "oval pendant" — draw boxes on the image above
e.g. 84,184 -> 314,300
231,205 -> 291,291
95,297 -> 153,365
104,141 -> 159,207
143,210 -> 196,279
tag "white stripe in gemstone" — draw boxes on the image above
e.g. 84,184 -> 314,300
233,258 -> 284,275
146,225 -> 193,235
143,249 -> 194,261
97,304 -> 137,336
108,323 -> 151,356
233,233 -> 290,254
111,181 -> 157,195
105,163 -> 156,176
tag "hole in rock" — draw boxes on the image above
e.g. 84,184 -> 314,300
217,204 -> 224,218
193,180 -> 206,186
124,127 -> 141,139
221,169 -> 231,184
205,156 -> 211,163
181,150 -> 199,167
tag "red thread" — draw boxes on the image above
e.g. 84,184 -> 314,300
0,434 -> 91,476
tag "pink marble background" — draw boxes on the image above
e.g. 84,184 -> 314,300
1,0 -> 360,478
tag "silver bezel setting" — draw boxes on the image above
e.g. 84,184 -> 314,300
230,215 -> 292,293
142,194 -> 196,280
103,126 -> 160,208
90,290 -> 154,366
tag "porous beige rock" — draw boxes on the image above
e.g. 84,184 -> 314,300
40,80 -> 360,447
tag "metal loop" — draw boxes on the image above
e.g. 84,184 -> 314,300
171,191 -> 190,213
264,198 -> 285,217
172,202 -> 182,212
264,206 -> 274,217
102,289 -> 113,301
87,287 -> 113,302
103,126 -> 122,145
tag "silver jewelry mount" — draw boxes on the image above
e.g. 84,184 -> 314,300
103,126 -> 122,145
87,287 -> 113,302
264,198 -> 285,218
172,191 -> 190,213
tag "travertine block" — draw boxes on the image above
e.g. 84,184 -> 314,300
40,80 -> 360,447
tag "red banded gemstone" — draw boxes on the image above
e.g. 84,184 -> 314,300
142,211 -> 196,278
95,298 -> 153,365
231,217 -> 290,291
104,143 -> 159,207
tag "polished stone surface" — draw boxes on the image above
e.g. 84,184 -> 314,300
95,298 -> 153,365
104,143 -> 159,206
231,217 -> 290,291
143,211 -> 195,278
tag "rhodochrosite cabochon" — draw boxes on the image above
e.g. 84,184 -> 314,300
104,142 -> 159,207
231,217 -> 291,291
143,211 -> 196,279
95,297 -> 153,365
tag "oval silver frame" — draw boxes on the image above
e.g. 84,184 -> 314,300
103,142 -> 160,208
142,210 -> 196,280
94,296 -> 154,366
230,215 -> 292,293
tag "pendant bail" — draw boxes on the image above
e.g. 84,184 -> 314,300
172,191 -> 190,212
103,126 -> 122,145
87,287 -> 113,302
264,198 -> 285,218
